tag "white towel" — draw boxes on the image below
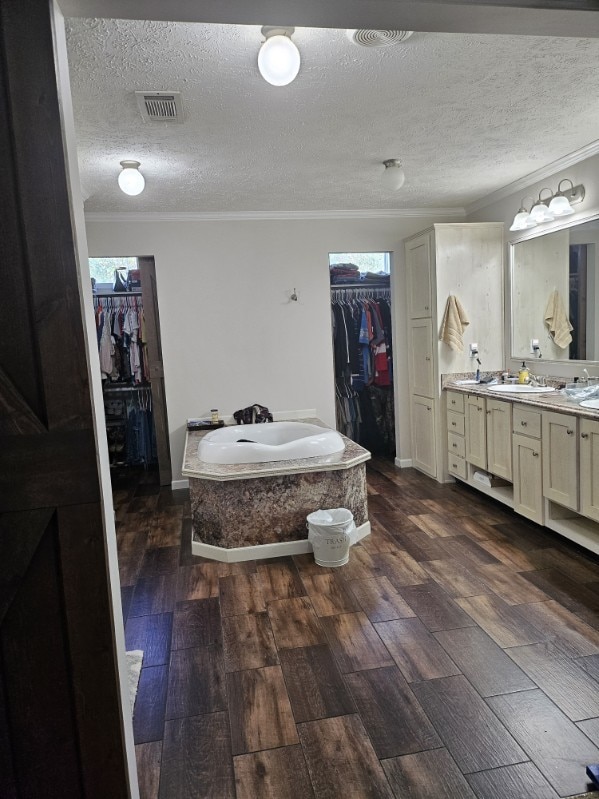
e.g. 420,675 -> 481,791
544,290 -> 573,349
439,295 -> 470,352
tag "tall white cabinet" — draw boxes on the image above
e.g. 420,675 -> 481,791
405,223 -> 504,481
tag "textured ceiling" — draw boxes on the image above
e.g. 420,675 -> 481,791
66,18 -> 599,213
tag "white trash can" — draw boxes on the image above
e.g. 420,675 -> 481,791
307,508 -> 355,567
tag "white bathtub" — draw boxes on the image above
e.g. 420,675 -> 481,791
197,421 -> 345,465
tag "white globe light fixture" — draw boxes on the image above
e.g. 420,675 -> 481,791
548,179 -> 576,217
382,159 -> 405,191
258,26 -> 300,87
118,160 -> 145,196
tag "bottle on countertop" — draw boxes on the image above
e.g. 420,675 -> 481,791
518,361 -> 529,384
211,408 -> 219,424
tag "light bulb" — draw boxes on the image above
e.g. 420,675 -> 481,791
258,30 -> 300,86
118,160 -> 145,196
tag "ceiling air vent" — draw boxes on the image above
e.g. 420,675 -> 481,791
348,30 -> 413,47
135,91 -> 184,123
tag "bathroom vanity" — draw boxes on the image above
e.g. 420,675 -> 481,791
444,383 -> 599,556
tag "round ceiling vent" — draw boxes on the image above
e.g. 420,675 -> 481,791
348,29 -> 413,47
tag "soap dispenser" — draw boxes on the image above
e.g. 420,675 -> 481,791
518,361 -> 529,384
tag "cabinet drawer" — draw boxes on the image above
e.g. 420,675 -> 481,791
448,454 -> 467,480
513,405 -> 541,439
447,411 -> 465,436
448,431 -> 466,458
446,391 -> 464,414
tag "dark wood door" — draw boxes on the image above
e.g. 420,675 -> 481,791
139,257 -> 172,486
0,0 -> 130,796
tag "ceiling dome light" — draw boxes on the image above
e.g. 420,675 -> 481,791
118,160 -> 145,196
258,26 -> 300,86
382,159 -> 405,191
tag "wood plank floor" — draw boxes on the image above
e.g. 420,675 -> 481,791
114,460 -> 599,799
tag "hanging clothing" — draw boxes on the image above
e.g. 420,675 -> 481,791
331,287 -> 395,455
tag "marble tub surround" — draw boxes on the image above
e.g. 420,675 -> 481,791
191,464 -> 368,550
184,416 -> 371,561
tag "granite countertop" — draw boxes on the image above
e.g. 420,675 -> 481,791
182,417 -> 371,481
442,374 -> 599,419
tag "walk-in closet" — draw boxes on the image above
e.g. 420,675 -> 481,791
91,256 -> 172,485
329,254 -> 395,455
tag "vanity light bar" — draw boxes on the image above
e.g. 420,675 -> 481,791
509,180 -> 585,232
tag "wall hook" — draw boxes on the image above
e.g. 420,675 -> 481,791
290,288 -> 298,302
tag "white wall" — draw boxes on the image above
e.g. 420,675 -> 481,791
85,214 -> 445,480
467,152 -> 599,377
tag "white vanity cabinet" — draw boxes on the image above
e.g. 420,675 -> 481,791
486,399 -> 512,481
412,395 -> 437,477
465,395 -> 486,469
542,411 -> 578,511
446,391 -> 466,479
409,319 -> 435,398
405,223 -> 504,482
580,418 -> 599,522
406,231 -> 433,319
445,389 -> 599,555
512,404 -> 543,524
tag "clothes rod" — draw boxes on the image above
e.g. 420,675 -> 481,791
329,283 -> 390,290
103,384 -> 150,392
94,291 -> 142,297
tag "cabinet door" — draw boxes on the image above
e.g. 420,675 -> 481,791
409,319 -> 434,398
406,233 -> 433,318
411,395 -> 437,478
513,433 -> 544,524
486,399 -> 512,481
580,418 -> 599,522
465,395 -> 486,469
542,411 -> 578,511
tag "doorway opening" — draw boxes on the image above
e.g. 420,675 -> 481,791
91,255 -> 171,488
329,252 -> 396,456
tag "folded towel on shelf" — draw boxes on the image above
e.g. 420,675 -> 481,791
439,295 -> 470,352
544,289 -> 573,349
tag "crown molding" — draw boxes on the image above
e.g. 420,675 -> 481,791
466,139 -> 599,216
84,207 -> 466,223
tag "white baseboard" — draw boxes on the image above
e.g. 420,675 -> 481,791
171,478 -> 190,490
395,458 -> 413,468
191,520 -> 371,563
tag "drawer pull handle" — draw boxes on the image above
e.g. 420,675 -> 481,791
451,422 -> 456,426
521,421 -> 527,427
452,443 -> 457,448
582,432 -> 589,439
452,463 -> 458,468
425,305 -> 429,310
451,400 -> 456,405
533,451 -> 539,457
567,429 -> 574,436
486,410 -> 491,415
427,406 -> 432,411
425,356 -> 431,361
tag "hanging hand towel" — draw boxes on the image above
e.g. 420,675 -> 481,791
439,295 -> 470,352
544,289 -> 573,349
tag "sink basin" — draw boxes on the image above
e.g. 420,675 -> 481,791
580,399 -> 599,410
487,384 -> 556,394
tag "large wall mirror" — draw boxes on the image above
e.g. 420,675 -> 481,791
511,215 -> 599,362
